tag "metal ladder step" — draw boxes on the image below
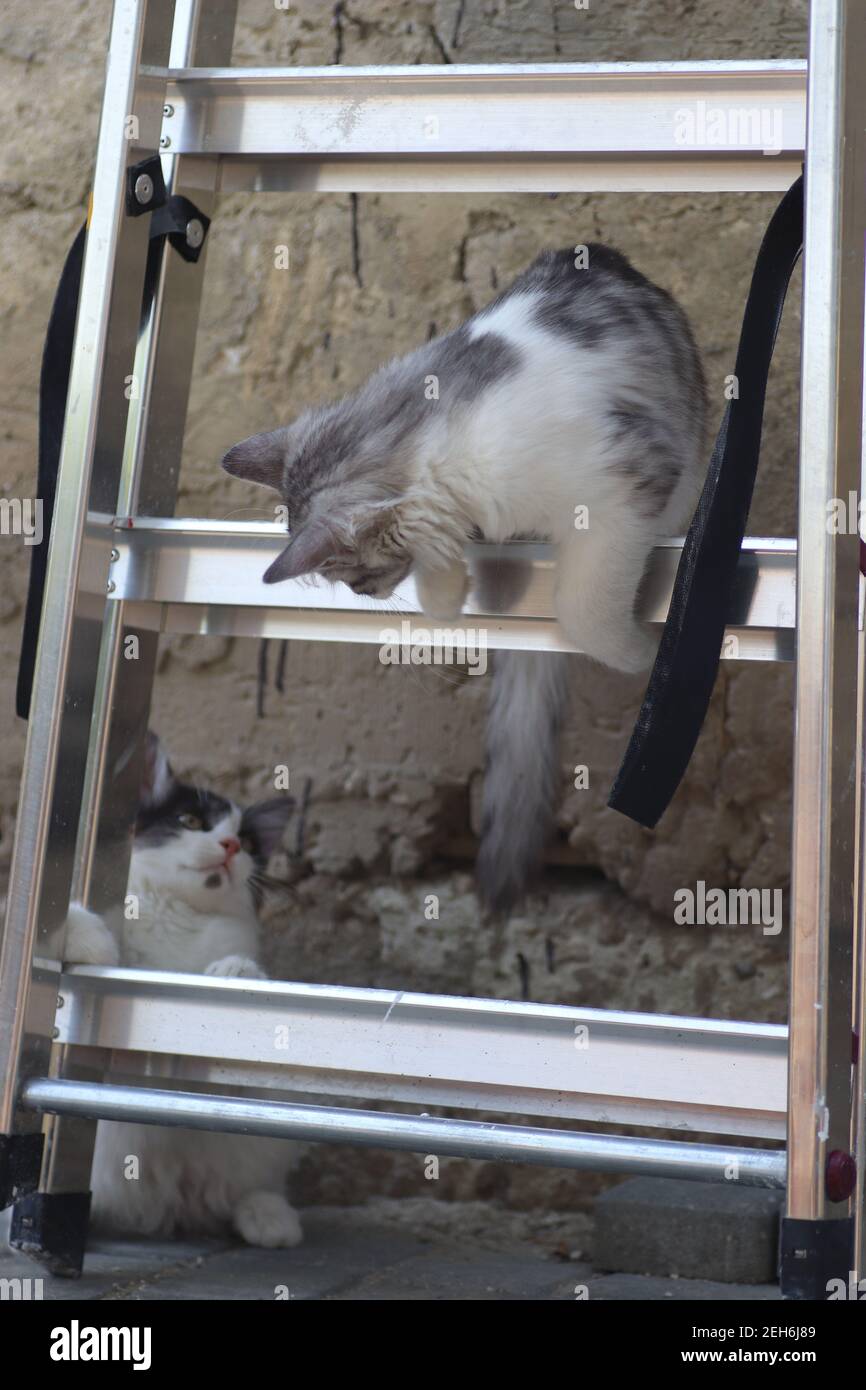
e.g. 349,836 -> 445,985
52,966 -> 789,1140
163,60 -> 806,193
104,520 -> 797,660
21,1077 -> 786,1189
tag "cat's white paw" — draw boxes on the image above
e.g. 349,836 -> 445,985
233,1190 -> 303,1248
610,624 -> 659,674
64,903 -> 119,967
415,561 -> 469,621
570,621 -> 658,674
203,954 -> 267,979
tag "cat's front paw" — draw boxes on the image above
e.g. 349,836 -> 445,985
233,1191 -> 303,1248
571,620 -> 659,674
64,903 -> 119,967
415,561 -> 469,622
612,624 -> 659,674
204,954 -> 267,979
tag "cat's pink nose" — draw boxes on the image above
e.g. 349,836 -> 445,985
220,836 -> 241,862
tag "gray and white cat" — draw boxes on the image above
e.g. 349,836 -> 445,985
64,733 -> 302,1247
222,246 -> 707,914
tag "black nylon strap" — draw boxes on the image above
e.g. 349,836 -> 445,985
608,174 -> 804,828
16,223 -> 86,720
16,200 -> 210,720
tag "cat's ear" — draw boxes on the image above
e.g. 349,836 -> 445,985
262,519 -> 342,583
221,430 -> 286,492
141,730 -> 175,808
241,796 -> 295,860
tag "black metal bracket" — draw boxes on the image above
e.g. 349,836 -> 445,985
125,154 -> 167,217
0,1131 -> 44,1209
10,1191 -> 92,1279
150,194 -> 211,263
779,1216 -> 855,1300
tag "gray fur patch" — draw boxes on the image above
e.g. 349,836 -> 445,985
427,325 -> 521,402
497,245 -> 707,445
489,246 -> 706,521
607,398 -> 684,517
276,327 -> 520,530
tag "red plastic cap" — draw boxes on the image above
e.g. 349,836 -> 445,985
825,1149 -> 857,1203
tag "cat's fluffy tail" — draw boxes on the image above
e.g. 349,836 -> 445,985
477,650 -> 571,917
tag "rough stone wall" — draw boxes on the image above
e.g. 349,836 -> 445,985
0,0 -> 807,1212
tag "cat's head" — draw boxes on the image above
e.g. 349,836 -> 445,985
221,392 -> 418,598
130,732 -> 294,916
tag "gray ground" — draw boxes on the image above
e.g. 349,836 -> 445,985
1,1198 -> 782,1301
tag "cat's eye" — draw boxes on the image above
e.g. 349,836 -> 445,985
177,813 -> 203,830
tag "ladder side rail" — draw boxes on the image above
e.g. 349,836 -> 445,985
31,0 -> 240,1244
0,0 -> 174,1149
854,558 -> 866,1282
853,269 -> 866,1286
785,0 -> 866,1295
73,0 -> 238,920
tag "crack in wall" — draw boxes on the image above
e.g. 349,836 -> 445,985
350,192 -> 363,287
332,1 -> 345,64
451,0 -> 467,50
428,22 -> 452,64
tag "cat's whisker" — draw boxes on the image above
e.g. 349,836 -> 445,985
249,872 -> 301,906
217,506 -> 283,522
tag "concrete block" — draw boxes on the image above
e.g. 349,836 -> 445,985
594,1177 -> 784,1285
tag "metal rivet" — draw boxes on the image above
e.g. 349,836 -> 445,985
109,547 -> 120,563
185,218 -> 204,249
133,173 -> 154,206
160,134 -> 171,149
51,1027 -> 60,1039
56,995 -> 65,1010
107,579 -> 116,594
163,103 -> 174,117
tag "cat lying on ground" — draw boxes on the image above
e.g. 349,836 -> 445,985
221,245 -> 707,914
64,732 -> 301,1248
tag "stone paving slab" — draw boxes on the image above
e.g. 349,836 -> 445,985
322,1247 -> 579,1301
112,1222 -> 431,1301
0,1235 -> 228,1302
0,1203 -> 782,1302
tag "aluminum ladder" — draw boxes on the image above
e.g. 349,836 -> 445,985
0,0 -> 864,1298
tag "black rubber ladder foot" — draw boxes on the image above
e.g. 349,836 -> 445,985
779,1216 -> 855,1300
9,1191 -> 92,1279
0,1131 -> 43,1208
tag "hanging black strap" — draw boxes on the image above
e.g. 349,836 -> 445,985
608,174 -> 804,828
16,197 -> 211,721
16,223 -> 87,720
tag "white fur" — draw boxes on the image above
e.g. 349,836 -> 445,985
404,290 -> 702,671
64,807 -> 303,1247
226,262 -> 704,918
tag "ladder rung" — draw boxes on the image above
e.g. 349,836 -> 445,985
21,1078 -> 786,1188
162,61 -> 806,193
54,966 -> 787,1139
106,520 -> 796,661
